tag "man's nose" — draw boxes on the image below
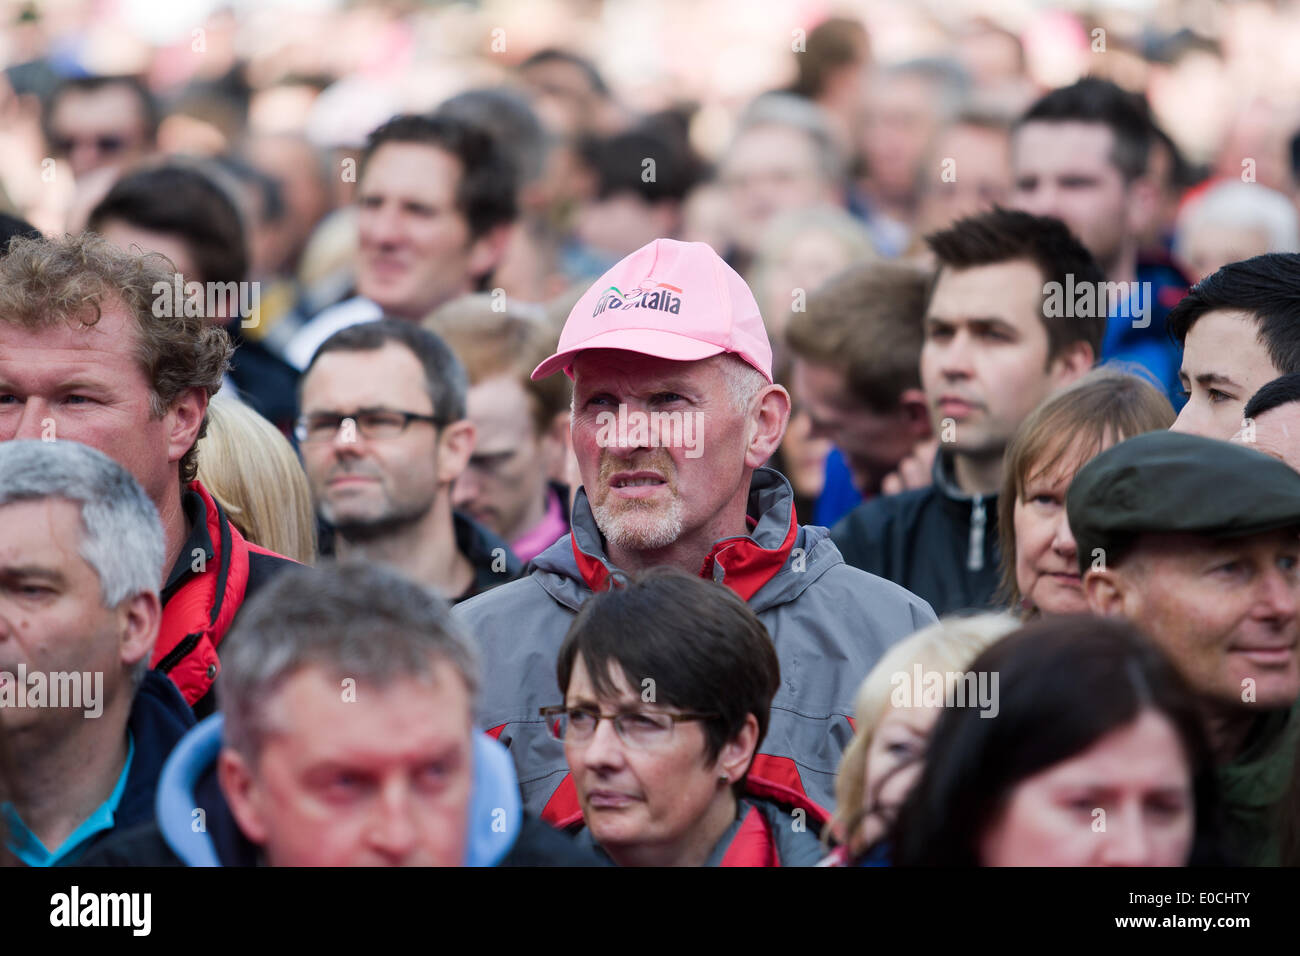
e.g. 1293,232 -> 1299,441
452,468 -> 480,508
367,780 -> 419,860
12,399 -> 52,440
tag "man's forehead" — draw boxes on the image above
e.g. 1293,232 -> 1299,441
572,350 -> 717,386
0,498 -> 86,563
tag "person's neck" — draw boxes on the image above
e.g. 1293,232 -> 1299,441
335,498 -> 474,601
604,497 -> 750,577
506,486 -> 552,546
7,703 -> 130,852
951,451 -> 1003,497
606,790 -> 738,867
1201,701 -> 1268,765
158,479 -> 190,580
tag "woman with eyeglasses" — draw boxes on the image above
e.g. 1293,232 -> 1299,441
539,566 -> 827,866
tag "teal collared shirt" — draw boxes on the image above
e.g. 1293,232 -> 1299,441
3,733 -> 135,867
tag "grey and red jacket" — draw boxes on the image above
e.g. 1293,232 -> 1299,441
154,481 -> 298,712
454,466 -> 936,822
564,775 -> 830,867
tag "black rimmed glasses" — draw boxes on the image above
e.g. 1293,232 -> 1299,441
294,408 -> 445,444
539,705 -> 719,750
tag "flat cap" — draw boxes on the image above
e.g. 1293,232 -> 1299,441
1066,430 -> 1300,574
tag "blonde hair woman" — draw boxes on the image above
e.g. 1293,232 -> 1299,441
195,393 -> 317,564
824,611 -> 1021,865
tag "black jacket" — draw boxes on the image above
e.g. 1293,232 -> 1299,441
56,671 -> 196,865
831,452 -> 1001,616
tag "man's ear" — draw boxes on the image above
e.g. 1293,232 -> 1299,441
1123,175 -> 1161,240
166,387 -> 209,468
466,223 -> 515,286
118,590 -> 162,675
436,419 -> 476,485
1048,340 -> 1095,389
744,384 -> 792,469
898,387 -> 933,440
1084,568 -> 1129,618
217,747 -> 270,847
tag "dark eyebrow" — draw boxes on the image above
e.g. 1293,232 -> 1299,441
0,566 -> 66,585
1194,373 -> 1242,389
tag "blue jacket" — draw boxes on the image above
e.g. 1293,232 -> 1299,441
149,714 -> 524,866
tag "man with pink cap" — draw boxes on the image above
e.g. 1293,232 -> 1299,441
455,238 -> 935,827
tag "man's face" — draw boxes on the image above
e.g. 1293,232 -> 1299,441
921,260 -> 1075,457
1172,309 -> 1281,439
1098,530 -> 1300,710
220,664 -> 474,866
720,125 -> 836,256
570,351 -> 759,555
49,85 -> 152,180
917,122 -> 1012,233
1177,223 -> 1273,284
979,710 -> 1195,866
356,143 -> 482,320
1234,401 -> 1300,473
564,658 -> 727,857
299,344 -> 451,536
792,358 -> 917,493
0,307 -> 181,509
0,499 -> 140,734
453,375 -> 547,542
1011,121 -> 1131,272
860,74 -> 948,203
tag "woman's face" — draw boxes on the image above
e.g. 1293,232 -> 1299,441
860,703 -> 941,845
979,709 -> 1196,866
564,658 -> 737,864
1014,440 -> 1110,614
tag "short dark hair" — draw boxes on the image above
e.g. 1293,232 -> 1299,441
1166,254 -> 1300,376
925,207 -> 1107,363
889,615 -> 1221,866
435,87 -> 548,187
580,123 -> 697,203
518,48 -> 610,97
88,161 -> 247,285
1244,371 -> 1300,420
359,113 -> 518,239
555,568 -> 780,790
1017,77 -> 1152,183
305,319 -> 468,424
43,74 -> 159,144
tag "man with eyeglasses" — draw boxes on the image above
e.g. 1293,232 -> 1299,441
43,75 -> 158,180
298,319 -> 522,603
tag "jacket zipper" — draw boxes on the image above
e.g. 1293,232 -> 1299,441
156,631 -> 203,674
967,495 -> 986,572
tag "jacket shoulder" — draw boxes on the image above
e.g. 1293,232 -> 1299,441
813,561 -> 937,627
501,815 -> 605,867
830,488 -> 932,566
245,548 -> 300,596
75,822 -> 185,867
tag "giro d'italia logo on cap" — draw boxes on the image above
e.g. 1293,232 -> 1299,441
592,281 -> 684,317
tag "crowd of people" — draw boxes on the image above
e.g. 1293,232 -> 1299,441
2,0 -> 1300,868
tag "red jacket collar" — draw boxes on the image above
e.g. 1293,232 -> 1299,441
569,470 -> 799,601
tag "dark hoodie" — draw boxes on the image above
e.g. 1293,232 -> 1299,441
830,451 -> 1001,616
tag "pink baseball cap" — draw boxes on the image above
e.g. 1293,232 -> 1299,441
531,238 -> 773,382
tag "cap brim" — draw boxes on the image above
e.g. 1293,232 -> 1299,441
531,328 -> 727,380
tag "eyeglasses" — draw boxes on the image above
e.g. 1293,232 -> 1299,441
539,705 -> 719,750
294,408 -> 445,444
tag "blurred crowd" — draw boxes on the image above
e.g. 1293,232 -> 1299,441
4,0 -> 1300,872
